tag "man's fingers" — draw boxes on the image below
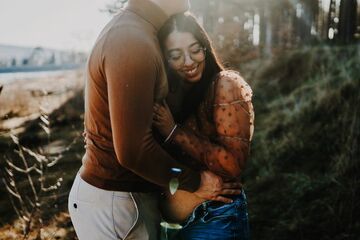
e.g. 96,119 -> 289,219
213,195 -> 233,204
222,182 -> 242,189
219,189 -> 242,195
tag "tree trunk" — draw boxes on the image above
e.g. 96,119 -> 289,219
338,0 -> 357,43
327,0 -> 337,41
259,3 -> 273,57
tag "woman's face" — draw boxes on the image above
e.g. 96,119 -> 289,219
164,31 -> 206,83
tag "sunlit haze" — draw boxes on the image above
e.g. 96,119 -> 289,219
0,0 -> 112,52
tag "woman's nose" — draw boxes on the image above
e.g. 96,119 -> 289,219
183,52 -> 194,66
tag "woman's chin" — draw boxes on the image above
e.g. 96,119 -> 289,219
184,73 -> 202,83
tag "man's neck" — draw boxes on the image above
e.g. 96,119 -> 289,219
148,0 -> 185,17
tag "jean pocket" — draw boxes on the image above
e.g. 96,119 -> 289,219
202,212 -> 238,223
112,193 -> 139,239
202,202 -> 240,223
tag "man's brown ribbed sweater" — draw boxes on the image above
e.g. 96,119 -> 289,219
80,0 -> 200,192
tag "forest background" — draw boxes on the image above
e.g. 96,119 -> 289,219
0,0 -> 359,239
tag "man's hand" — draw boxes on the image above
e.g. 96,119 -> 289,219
193,171 -> 242,203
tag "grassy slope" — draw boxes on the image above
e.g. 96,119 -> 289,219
0,91 -> 84,238
0,46 -> 359,239
244,45 -> 360,240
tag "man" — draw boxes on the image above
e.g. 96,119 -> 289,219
68,0 -> 241,239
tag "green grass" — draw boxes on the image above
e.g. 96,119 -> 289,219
244,45 -> 360,240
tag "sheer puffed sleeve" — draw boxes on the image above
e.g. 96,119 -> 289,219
171,71 -> 254,178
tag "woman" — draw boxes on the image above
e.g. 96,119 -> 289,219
154,13 -> 254,240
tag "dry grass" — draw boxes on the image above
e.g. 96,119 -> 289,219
0,212 -> 77,240
0,70 -> 84,133
0,70 -> 85,239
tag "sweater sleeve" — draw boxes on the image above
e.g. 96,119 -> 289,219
171,71 -> 254,178
103,28 -> 200,192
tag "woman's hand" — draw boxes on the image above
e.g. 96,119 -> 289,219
153,101 -> 176,137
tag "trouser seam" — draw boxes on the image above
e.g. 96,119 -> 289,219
123,192 -> 139,239
111,192 -> 119,239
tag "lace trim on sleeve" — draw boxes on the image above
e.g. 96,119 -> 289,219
213,99 -> 246,106
217,134 -> 251,143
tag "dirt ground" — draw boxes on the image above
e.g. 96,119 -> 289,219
0,70 -> 84,239
0,70 -> 84,134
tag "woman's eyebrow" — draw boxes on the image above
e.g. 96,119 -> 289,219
167,48 -> 182,54
188,42 -> 200,48
167,42 -> 200,53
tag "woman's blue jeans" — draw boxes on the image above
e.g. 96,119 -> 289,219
176,190 -> 250,240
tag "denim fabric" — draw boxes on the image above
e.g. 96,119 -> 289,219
176,190 -> 250,240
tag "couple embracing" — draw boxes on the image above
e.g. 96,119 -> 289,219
68,0 -> 254,239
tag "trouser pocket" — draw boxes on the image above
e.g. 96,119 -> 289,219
68,174 -> 139,240
112,193 -> 139,240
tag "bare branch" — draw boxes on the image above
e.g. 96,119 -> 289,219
16,145 -> 39,203
47,155 -> 62,167
5,167 -> 14,177
6,159 -> 38,174
39,122 -> 51,135
21,146 -> 47,164
10,133 -> 19,145
8,193 -> 24,220
40,115 -> 50,126
3,178 -> 21,200
25,196 -> 35,208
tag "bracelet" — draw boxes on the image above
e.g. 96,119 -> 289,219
164,124 -> 177,143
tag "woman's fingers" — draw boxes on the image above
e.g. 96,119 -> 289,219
154,105 -> 166,115
153,106 -> 160,114
153,116 -> 160,123
154,112 -> 165,121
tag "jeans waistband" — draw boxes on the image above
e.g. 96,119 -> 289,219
181,189 -> 247,227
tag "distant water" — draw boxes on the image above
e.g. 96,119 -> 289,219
0,69 -> 80,84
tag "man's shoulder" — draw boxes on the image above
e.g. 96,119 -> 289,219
106,11 -> 155,42
103,24 -> 155,52
90,10 -> 159,63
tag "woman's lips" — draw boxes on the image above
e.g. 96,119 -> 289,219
183,65 -> 198,77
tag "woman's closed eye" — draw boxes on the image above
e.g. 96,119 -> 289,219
189,42 -> 203,52
169,54 -> 182,61
190,48 -> 201,54
189,45 -> 202,54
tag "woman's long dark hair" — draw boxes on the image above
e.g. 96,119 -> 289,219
158,13 -> 224,123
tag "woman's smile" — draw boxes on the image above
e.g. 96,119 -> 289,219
183,65 -> 199,77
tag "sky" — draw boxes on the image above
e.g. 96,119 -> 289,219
0,0 -> 333,53
0,0 -> 112,52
